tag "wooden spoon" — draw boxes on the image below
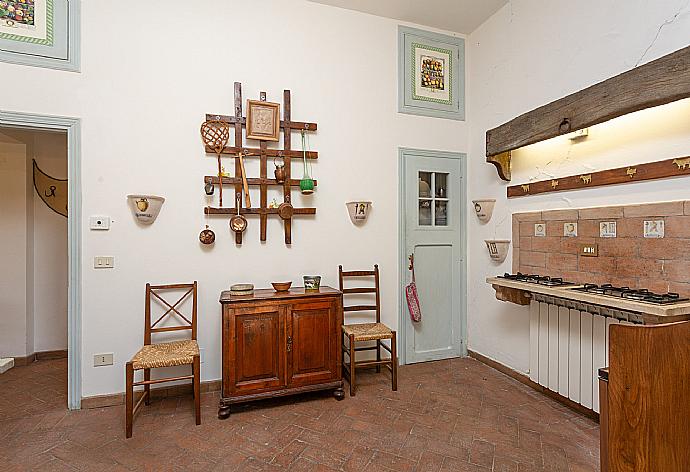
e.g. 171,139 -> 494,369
237,151 -> 251,208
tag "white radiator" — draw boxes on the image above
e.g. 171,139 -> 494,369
528,298 -> 636,413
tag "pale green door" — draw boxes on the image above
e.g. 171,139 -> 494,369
401,148 -> 465,364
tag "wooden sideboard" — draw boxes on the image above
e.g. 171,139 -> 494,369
218,286 -> 344,418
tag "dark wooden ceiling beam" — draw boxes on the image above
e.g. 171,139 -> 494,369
485,45 -> 690,181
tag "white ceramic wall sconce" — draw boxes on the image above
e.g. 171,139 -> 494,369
127,195 -> 165,225
346,201 -> 372,225
485,239 -> 511,263
473,199 -> 496,223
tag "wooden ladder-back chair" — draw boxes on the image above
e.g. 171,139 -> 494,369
339,265 -> 397,396
125,282 -> 200,438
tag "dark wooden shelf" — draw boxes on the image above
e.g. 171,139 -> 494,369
486,45 -> 690,182
507,156 -> 690,198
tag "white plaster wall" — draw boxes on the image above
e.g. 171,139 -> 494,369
467,0 -> 690,373
32,132 -> 68,352
0,0 -> 469,396
0,139 -> 28,357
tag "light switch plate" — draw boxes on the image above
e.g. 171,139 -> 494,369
94,353 -> 113,367
90,216 -> 111,230
94,256 -> 114,269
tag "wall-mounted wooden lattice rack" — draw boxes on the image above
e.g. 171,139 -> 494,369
203,82 -> 317,244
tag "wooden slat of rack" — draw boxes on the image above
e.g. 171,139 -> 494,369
507,156 -> 690,198
205,145 -> 318,160
205,113 -> 317,131
283,89 -> 293,244
205,207 -> 316,216
233,82 -> 244,244
205,176 -> 317,187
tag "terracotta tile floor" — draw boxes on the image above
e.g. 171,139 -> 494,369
0,357 -> 600,471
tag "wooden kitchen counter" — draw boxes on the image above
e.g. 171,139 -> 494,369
487,277 -> 690,324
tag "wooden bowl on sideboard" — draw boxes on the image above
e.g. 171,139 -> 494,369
271,282 -> 292,292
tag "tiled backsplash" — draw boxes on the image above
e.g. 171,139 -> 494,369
512,200 -> 690,296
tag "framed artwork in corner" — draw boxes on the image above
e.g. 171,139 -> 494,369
246,100 -> 281,141
398,26 -> 465,120
0,0 -> 80,71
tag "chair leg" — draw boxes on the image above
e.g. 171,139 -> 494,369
349,334 -> 356,397
391,331 -> 398,392
144,369 -> 151,405
125,362 -> 134,438
376,340 -> 381,373
193,355 -> 201,426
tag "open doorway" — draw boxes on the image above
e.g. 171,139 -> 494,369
0,128 -> 69,410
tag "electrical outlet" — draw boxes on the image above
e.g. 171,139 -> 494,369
94,256 -> 114,269
200,348 -> 205,364
579,243 -> 598,257
94,353 -> 113,367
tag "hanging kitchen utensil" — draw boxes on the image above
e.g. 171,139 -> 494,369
230,193 -> 247,243
278,200 -> 294,220
237,151 -> 251,208
300,130 -> 315,195
274,156 -> 286,183
199,225 -> 216,245
405,254 -> 422,322
200,120 -> 230,206
204,179 -> 215,196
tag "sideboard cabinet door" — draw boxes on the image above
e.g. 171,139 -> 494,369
228,305 -> 286,395
288,300 -> 339,388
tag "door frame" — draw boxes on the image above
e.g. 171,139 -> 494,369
0,110 -> 82,409
398,147 -> 467,365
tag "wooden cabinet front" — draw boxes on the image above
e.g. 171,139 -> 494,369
219,287 -> 343,417
229,305 -> 285,395
288,300 -> 339,388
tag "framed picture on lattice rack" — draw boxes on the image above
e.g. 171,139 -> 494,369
398,26 -> 464,121
246,99 -> 281,141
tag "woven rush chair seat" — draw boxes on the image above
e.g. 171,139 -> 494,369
342,322 -> 393,342
131,340 -> 199,370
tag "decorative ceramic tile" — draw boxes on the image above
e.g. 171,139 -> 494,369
563,222 -> 578,237
600,221 -> 617,238
534,223 -> 546,237
643,220 -> 665,238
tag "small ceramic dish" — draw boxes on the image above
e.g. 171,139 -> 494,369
271,281 -> 292,292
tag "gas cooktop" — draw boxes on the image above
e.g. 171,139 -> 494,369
573,284 -> 689,305
498,273 -> 576,287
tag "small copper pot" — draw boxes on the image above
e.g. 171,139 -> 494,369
199,225 -> 215,245
274,157 -> 286,183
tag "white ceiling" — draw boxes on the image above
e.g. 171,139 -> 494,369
308,0 -> 508,34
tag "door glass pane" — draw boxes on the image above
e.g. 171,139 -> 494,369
435,172 -> 448,198
419,200 -> 432,226
435,201 -> 448,226
419,172 -> 432,198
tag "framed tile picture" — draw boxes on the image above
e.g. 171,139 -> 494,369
0,0 -> 80,71
398,26 -> 465,120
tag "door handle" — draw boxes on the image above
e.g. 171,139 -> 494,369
287,336 -> 292,352
408,254 -> 414,271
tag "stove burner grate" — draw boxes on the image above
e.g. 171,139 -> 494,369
574,284 -> 688,305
